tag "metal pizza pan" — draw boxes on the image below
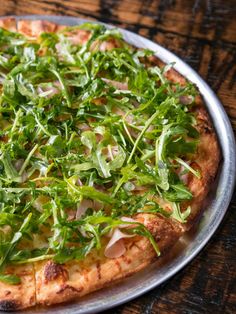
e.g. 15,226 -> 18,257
2,15 -> 235,314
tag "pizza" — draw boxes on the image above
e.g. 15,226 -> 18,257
0,17 -> 220,311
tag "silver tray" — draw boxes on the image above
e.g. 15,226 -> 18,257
3,15 -> 236,314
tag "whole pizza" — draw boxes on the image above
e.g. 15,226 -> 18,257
0,17 -> 220,311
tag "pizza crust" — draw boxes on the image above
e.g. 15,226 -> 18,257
150,58 -> 220,230
0,17 -> 17,32
0,18 -> 220,310
183,106 -> 220,230
0,264 -> 36,311
17,19 -> 58,38
35,214 -> 182,306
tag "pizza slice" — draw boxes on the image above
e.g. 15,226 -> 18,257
0,17 -> 220,310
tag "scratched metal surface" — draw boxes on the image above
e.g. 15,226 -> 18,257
1,1 -> 236,313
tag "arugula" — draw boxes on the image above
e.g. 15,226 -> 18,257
171,203 -> 191,223
0,274 -> 21,285
0,22 -> 201,282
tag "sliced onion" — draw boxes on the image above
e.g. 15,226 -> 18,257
104,228 -> 135,259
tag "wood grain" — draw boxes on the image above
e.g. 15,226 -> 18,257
0,0 -> 235,313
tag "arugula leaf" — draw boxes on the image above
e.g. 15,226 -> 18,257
65,178 -> 114,204
171,203 -> 191,223
81,131 -> 96,150
0,150 -> 21,183
164,184 -> 192,202
0,213 -> 32,272
0,274 -> 21,285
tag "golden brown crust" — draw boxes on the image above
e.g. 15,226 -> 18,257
184,106 -> 220,229
0,19 -> 220,310
0,264 -> 36,311
17,20 -> 58,37
0,17 -> 17,32
35,214 -> 182,306
44,261 -> 69,282
161,65 -> 220,230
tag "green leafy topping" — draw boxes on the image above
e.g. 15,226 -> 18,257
171,203 -> 191,223
0,274 -> 21,285
0,22 -> 201,277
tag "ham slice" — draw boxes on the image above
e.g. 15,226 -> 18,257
76,199 -> 93,220
104,217 -> 137,258
104,228 -> 135,259
76,199 -> 103,220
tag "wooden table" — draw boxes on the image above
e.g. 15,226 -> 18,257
1,0 -> 235,313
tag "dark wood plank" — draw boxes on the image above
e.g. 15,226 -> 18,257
0,1 -> 235,313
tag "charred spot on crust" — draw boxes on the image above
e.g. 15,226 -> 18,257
146,216 -> 182,251
198,119 -> 213,134
96,262 -> 101,280
194,107 -> 213,134
0,300 -> 20,311
44,261 -> 69,282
